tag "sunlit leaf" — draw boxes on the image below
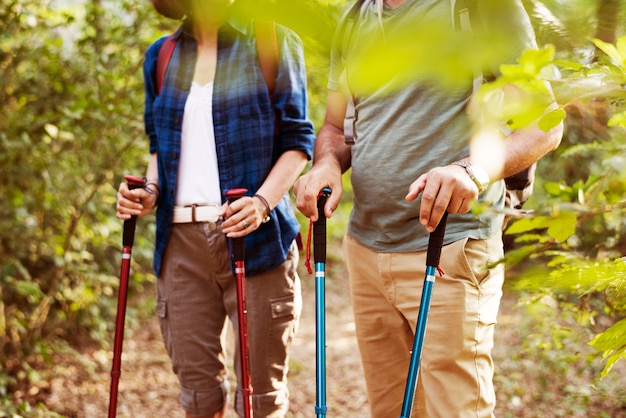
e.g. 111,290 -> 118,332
505,212 -> 577,243
589,318 -> 626,378
539,108 -> 566,131
592,38 -> 625,68
608,111 -> 626,128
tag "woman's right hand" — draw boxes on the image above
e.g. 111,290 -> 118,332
116,181 -> 158,220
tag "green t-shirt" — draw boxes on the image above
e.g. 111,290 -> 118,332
328,0 -> 537,252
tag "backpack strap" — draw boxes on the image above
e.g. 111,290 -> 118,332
156,34 -> 177,95
342,0 -> 369,145
452,0 -> 483,94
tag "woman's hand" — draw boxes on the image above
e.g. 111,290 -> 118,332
116,181 -> 159,220
220,195 -> 268,238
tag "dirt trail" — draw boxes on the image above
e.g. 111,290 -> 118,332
43,259 -> 548,418
44,259 -> 370,417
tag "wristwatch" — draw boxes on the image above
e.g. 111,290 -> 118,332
451,160 -> 490,193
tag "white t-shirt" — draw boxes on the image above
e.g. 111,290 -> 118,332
175,81 -> 222,206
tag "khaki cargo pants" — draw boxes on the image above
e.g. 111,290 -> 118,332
343,233 -> 504,418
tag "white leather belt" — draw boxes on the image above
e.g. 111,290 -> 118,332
173,205 -> 221,224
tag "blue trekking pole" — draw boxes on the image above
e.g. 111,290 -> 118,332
314,187 -> 331,417
399,212 -> 448,418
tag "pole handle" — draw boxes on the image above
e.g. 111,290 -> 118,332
122,175 -> 145,247
225,188 -> 249,262
425,212 -> 448,268
314,188 -> 331,263
124,175 -> 146,190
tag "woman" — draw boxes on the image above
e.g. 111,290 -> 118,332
116,1 -> 315,416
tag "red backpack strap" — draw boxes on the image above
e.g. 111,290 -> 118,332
254,20 -> 279,137
156,34 -> 177,95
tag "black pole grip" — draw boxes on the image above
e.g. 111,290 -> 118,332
122,176 -> 145,247
313,188 -> 331,263
231,233 -> 245,262
225,188 -> 248,263
425,212 -> 448,268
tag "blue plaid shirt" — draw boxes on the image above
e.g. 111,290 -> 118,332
143,17 -> 315,278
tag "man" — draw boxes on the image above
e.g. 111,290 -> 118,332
294,0 -> 562,416
116,0 -> 315,416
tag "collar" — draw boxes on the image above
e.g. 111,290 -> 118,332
175,9 -> 251,41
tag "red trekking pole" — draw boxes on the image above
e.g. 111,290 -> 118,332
108,175 -> 146,418
225,188 -> 254,418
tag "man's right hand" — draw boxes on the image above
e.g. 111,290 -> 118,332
294,163 -> 343,222
295,90 -> 351,221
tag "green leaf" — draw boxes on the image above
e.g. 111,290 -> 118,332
505,212 -> 577,242
592,38 -> 625,68
538,108 -> 566,131
546,212 -> 577,242
589,318 -> 626,378
608,111 -> 626,128
543,181 -> 567,197
13,280 -> 45,303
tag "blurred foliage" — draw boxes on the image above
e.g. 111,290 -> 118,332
0,0 -> 162,407
500,0 -> 626,382
1,0 -> 626,415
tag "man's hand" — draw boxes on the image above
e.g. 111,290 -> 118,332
294,162 -> 343,222
405,164 -> 479,232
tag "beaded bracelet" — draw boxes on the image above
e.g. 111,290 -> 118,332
254,194 -> 271,224
142,177 -> 160,205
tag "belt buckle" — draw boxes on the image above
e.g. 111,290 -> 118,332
182,203 -> 221,224
190,204 -> 198,223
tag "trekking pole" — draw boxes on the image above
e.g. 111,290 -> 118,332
314,187 -> 331,417
108,175 -> 146,418
225,188 -> 254,418
399,212 -> 448,418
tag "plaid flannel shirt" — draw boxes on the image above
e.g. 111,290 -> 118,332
143,17 -> 315,277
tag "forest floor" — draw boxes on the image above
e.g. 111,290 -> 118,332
35,246 -> 626,417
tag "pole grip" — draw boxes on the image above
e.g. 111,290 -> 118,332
225,188 -> 248,262
425,212 -> 448,268
122,175 -> 145,247
314,188 -> 331,263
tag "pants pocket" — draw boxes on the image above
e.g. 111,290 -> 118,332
156,296 -> 167,319
270,294 -> 296,320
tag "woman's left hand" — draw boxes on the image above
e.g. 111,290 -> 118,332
220,196 -> 268,238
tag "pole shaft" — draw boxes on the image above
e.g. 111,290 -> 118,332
225,188 -> 253,418
399,265 -> 437,418
399,213 -> 448,418
315,262 -> 327,417
108,175 -> 144,418
108,246 -> 132,418
236,260 -> 253,418
314,188 -> 330,417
